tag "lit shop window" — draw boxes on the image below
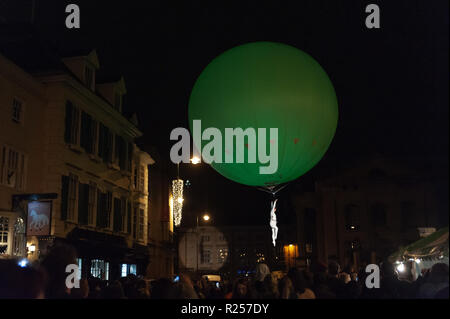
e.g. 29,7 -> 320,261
91,259 -> 109,281
76,258 -> 82,280
121,264 -> 137,277
0,217 -> 9,255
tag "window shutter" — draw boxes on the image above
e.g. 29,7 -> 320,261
96,190 -> 104,227
78,183 -> 89,225
113,198 -> 121,232
61,175 -> 69,220
80,112 -> 89,151
106,191 -> 112,228
106,130 -> 114,163
127,201 -> 131,233
64,101 -> 73,143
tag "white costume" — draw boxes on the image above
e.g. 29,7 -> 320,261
270,199 -> 278,246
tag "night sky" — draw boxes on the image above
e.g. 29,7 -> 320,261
2,0 -> 448,227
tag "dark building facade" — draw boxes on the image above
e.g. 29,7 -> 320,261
292,157 -> 447,269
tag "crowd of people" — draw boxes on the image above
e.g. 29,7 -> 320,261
0,244 -> 448,299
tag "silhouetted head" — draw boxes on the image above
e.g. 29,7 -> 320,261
328,261 -> 340,276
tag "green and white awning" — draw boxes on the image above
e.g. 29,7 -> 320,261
389,227 -> 449,262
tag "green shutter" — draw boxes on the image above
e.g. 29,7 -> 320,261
127,201 -> 131,234
78,183 -> 89,225
61,175 -> 69,220
64,101 -> 73,143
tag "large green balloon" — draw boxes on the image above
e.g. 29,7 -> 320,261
188,42 -> 338,187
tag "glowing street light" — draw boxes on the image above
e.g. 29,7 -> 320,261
191,156 -> 201,164
202,214 -> 210,221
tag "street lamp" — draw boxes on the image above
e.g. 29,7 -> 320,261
196,213 -> 211,274
190,156 -> 201,165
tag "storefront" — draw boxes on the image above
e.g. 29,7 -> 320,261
64,227 -> 150,281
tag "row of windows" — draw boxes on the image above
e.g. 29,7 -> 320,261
61,174 -> 145,240
200,248 -> 229,264
343,201 -> 418,231
64,101 -> 133,173
0,145 -> 26,190
75,257 -> 137,281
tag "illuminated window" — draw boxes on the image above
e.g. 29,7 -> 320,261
91,259 -> 109,280
218,248 -> 228,263
121,263 -> 137,277
76,258 -> 82,280
345,204 -> 360,231
0,217 -> 9,255
121,264 -> 127,277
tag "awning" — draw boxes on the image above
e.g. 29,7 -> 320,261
389,227 -> 449,262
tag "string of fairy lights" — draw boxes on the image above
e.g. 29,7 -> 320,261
172,179 -> 184,227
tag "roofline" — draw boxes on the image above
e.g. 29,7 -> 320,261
36,73 -> 142,139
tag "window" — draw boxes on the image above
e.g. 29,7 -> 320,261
201,250 -> 211,264
67,174 -> 79,222
105,192 -> 113,229
218,248 -> 228,263
139,165 -> 145,192
371,203 -> 387,227
12,218 -> 25,256
345,204 -> 360,231
113,197 -> 126,233
138,208 -> 144,240
133,167 -> 138,189
12,98 -> 23,123
201,235 -> 210,242
76,258 -> 82,280
88,182 -> 97,226
84,66 -> 93,90
80,112 -> 98,154
132,206 -> 137,239
120,263 -> 137,277
0,217 -> 9,255
0,146 -> 26,190
401,201 -> 416,230
90,259 -> 109,280
64,101 -> 80,145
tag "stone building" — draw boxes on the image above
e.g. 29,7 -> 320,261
0,40 -> 159,280
292,157 -> 445,269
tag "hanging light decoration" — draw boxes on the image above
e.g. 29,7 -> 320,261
172,179 -> 184,227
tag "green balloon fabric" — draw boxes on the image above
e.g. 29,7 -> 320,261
188,41 -> 338,187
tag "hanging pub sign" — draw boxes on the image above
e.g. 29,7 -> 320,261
27,201 -> 52,236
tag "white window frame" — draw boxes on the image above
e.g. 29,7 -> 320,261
12,97 -> 24,124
